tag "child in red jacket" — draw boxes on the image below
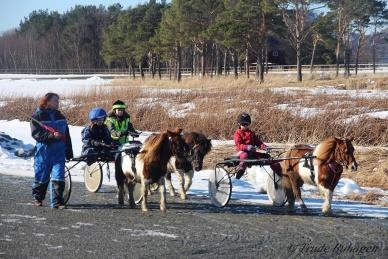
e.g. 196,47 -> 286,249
234,112 -> 271,179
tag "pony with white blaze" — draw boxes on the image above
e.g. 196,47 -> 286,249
283,137 -> 358,215
165,132 -> 212,200
278,137 -> 358,215
119,128 -> 186,212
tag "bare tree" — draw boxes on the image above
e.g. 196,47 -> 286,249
279,0 -> 314,82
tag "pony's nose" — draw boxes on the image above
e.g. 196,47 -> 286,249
351,162 -> 358,171
195,166 -> 201,171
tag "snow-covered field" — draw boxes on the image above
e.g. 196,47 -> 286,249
0,75 -> 387,218
0,75 -> 110,97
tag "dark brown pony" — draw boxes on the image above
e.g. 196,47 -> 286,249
121,128 -> 186,212
280,137 -> 358,215
166,132 -> 212,200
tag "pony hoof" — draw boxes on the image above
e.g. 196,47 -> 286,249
160,207 -> 167,213
287,207 -> 296,214
301,205 -> 308,214
322,211 -> 332,217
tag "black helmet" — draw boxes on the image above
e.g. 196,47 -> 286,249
112,100 -> 126,110
237,112 -> 251,125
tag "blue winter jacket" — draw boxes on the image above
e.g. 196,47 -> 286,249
81,124 -> 112,152
30,108 -> 73,161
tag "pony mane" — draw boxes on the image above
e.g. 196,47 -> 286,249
139,132 -> 169,163
185,132 -> 212,154
293,144 -> 313,149
313,137 -> 338,162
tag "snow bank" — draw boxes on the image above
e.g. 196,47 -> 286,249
335,178 -> 363,195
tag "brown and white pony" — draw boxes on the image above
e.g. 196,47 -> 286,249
120,128 -> 186,212
280,137 -> 358,215
166,132 -> 212,200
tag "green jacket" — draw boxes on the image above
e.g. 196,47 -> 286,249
105,111 -> 136,144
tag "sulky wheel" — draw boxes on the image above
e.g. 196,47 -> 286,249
266,171 -> 287,207
208,166 -> 232,208
63,165 -> 72,205
84,162 -> 103,193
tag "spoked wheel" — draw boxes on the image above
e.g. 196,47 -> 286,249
84,162 -> 103,193
208,166 -> 232,208
133,181 -> 143,204
266,171 -> 287,207
63,165 -> 72,205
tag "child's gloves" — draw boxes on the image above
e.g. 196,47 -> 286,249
91,140 -> 102,147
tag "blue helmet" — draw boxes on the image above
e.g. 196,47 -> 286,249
89,107 -> 107,121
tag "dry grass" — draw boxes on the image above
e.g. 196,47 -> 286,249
343,148 -> 388,188
0,76 -> 387,146
344,192 -> 387,207
111,72 -> 388,90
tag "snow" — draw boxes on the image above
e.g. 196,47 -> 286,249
120,228 -> 178,239
0,77 -> 110,97
275,104 -> 323,118
344,110 -> 388,123
269,86 -> 388,99
335,178 -> 363,195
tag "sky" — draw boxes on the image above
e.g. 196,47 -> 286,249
0,0 -> 148,33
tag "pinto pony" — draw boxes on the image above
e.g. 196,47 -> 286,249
120,128 -> 186,212
280,137 -> 358,215
166,132 -> 212,200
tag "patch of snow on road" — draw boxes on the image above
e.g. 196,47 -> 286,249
120,228 -> 178,239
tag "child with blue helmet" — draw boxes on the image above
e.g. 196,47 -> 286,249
81,107 -> 115,165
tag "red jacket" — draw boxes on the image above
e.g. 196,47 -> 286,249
234,128 -> 267,151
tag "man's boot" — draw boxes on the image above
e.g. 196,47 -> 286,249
51,180 -> 65,209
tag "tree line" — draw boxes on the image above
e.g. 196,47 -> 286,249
0,0 -> 387,82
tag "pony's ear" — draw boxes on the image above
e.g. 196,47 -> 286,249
174,127 -> 183,134
167,128 -> 183,136
346,136 -> 354,141
334,136 -> 344,141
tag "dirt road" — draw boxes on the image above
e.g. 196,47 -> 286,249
0,174 -> 386,258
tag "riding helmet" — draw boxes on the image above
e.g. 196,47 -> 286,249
237,112 -> 251,125
89,107 -> 107,121
112,100 -> 126,110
